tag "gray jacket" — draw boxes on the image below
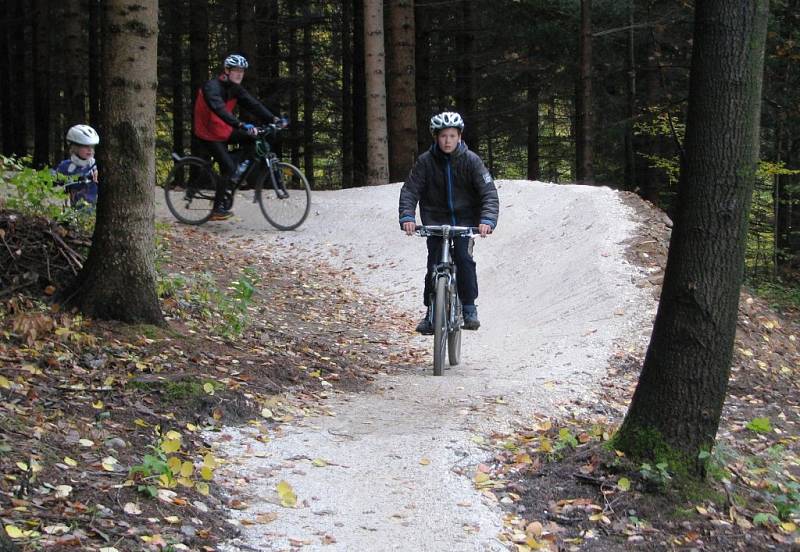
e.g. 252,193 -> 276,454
398,142 -> 499,228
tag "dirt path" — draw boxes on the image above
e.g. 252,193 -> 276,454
156,180 -> 656,551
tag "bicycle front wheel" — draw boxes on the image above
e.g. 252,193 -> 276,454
163,157 -> 216,225
258,161 -> 311,230
448,293 -> 462,366
433,276 -> 448,376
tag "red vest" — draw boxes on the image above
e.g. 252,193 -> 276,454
194,89 -> 238,141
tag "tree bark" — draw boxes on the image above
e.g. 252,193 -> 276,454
615,0 -> 770,477
363,0 -> 389,185
414,0 -> 431,157
88,0 -> 102,127
341,0 -> 354,187
287,1 -> 300,169
526,82 -> 540,181
189,0 -> 209,156
168,0 -> 185,155
624,0 -> 636,191
10,0 -> 26,155
31,0 -> 50,167
0,0 -> 11,155
303,12 -> 315,187
62,0 -> 163,325
237,0 -> 257,58
387,0 -> 417,182
352,0 -> 368,187
62,0 -> 87,126
455,1 -> 475,150
575,0 -> 594,184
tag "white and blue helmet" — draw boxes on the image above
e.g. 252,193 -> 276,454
66,124 -> 99,146
429,111 -> 464,136
224,54 -> 249,70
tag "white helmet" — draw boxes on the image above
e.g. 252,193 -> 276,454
224,54 -> 249,69
429,111 -> 465,136
66,125 -> 100,146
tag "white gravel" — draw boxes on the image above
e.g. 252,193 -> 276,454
156,180 -> 656,551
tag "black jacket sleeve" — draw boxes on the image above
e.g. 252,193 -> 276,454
398,157 -> 426,225
235,86 -> 277,123
470,153 -> 499,228
202,79 -> 242,128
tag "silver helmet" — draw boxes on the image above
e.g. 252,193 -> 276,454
224,54 -> 249,69
429,111 -> 464,136
66,124 -> 100,146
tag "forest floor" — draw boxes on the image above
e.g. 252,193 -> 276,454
0,182 -> 799,551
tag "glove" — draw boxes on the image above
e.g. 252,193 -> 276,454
242,123 -> 257,136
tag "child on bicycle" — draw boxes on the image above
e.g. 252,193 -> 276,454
193,53 -> 282,220
55,124 -> 100,208
399,111 -> 499,333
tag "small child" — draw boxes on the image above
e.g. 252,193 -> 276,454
55,125 -> 100,208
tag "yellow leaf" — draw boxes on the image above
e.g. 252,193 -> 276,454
64,457 -> 77,467
165,430 -> 182,440
202,453 -> 217,469
79,438 -> 94,447
180,461 -> 194,478
311,458 -> 328,467
5,525 -> 23,539
0,375 -> 11,389
419,458 -> 431,465
196,482 -> 210,496
92,400 -> 104,409
617,477 -> 631,491
539,438 -> 553,453
167,456 -> 182,474
277,480 -> 297,508
162,439 -> 181,453
55,485 -> 72,498
164,516 -> 180,524
134,418 -> 148,427
177,477 -> 194,488
261,408 -> 274,419
782,521 -> 797,533
16,462 -> 28,472
101,457 -> 118,471
100,548 -> 121,552
186,423 -> 198,432
200,466 -> 213,481
203,382 -> 215,395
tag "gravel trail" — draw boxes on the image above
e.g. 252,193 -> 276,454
156,180 -> 655,551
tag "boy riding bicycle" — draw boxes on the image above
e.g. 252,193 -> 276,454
399,111 -> 499,333
55,124 -> 101,209
194,53 -> 282,220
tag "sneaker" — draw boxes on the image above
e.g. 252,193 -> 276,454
209,209 -> 234,221
415,307 -> 434,335
462,305 -> 480,330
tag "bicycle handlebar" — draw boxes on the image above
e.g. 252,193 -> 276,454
414,224 -> 479,237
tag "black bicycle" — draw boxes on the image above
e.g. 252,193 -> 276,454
162,124 -> 311,230
415,225 -> 477,376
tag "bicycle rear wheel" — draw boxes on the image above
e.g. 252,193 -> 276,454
258,161 -> 311,230
433,276 -> 448,376
163,158 -> 216,225
448,293 -> 462,366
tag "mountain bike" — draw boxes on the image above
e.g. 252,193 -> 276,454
162,124 -> 311,230
415,225 -> 477,376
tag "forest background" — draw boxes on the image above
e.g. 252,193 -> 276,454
0,0 -> 798,295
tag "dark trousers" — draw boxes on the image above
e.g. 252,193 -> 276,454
424,236 -> 478,307
200,129 -> 255,208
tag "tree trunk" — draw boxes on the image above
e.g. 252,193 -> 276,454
352,0 -> 368,187
168,0 -> 185,155
615,0 -> 770,478
575,0 -> 594,184
237,0 -> 257,58
10,0 -> 26,155
32,0 -> 50,167
526,82 -> 540,181
387,0 -> 417,182
288,1 -> 300,169
455,1 -> 475,150
62,0 -> 86,126
88,0 -> 102,127
624,0 -> 636,191
341,0 -> 354,187
364,0 -> 389,185
189,0 -> 209,156
414,0 -> 431,157
62,0 -> 163,325
0,0 -> 11,155
303,13 -> 315,187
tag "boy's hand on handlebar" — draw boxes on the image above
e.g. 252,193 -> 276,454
242,123 -> 258,136
402,221 -> 416,235
478,224 -> 493,237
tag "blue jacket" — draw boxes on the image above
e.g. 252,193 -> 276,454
55,157 -> 98,206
